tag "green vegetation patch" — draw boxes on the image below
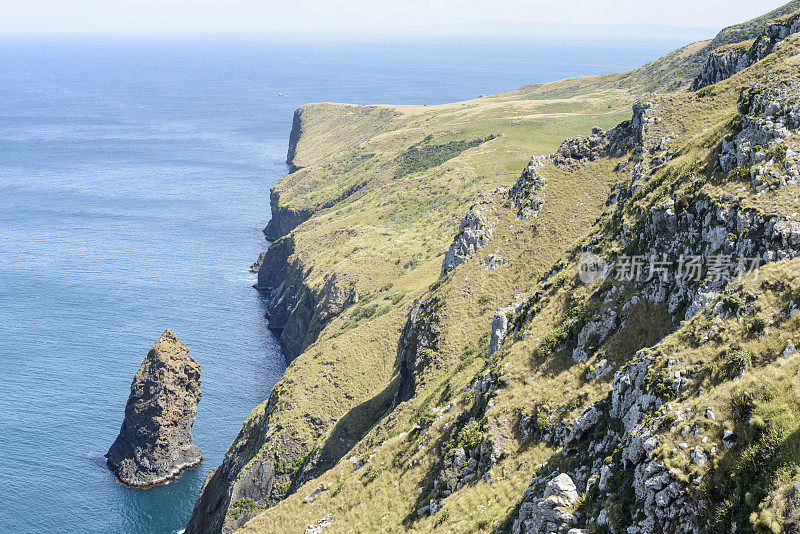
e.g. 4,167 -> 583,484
229,497 -> 263,520
394,134 -> 497,178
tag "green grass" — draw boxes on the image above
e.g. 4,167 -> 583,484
394,134 -> 497,178
229,498 -> 263,520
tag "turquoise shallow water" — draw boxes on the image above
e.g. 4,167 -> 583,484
0,34 -> 703,533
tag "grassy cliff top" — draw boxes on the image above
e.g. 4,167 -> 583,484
709,0 -> 800,49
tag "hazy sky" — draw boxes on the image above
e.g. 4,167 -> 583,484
0,0 -> 791,35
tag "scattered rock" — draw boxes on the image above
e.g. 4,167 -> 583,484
691,446 -> 708,467
722,429 -> 737,449
305,513 -> 332,534
484,252 -> 508,270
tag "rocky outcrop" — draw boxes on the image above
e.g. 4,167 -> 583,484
719,81 -> 800,190
508,156 -> 548,219
627,191 -> 800,322
552,127 -> 610,169
106,330 -> 202,487
551,103 -> 651,171
514,473 -> 581,534
691,13 -> 800,90
690,49 -> 751,92
441,209 -> 496,277
441,153 -> 551,278
421,439 -> 499,516
488,298 -> 528,357
571,309 -> 619,362
512,356 -> 701,534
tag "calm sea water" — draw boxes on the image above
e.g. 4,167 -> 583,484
0,34 -> 703,533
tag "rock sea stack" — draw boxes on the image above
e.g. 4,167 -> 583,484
106,329 -> 202,487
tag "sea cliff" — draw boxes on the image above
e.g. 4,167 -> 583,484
189,3 -> 800,532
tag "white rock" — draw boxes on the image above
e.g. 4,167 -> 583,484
722,429 -> 736,449
691,447 -> 707,467
544,473 -> 579,504
598,465 -> 612,492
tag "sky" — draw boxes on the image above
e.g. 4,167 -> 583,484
0,0 -> 791,36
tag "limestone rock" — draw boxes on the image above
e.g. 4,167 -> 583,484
441,210 -> 495,277
692,13 -> 800,91
718,82 -> 800,176
305,514 -> 332,534
508,156 -> 548,219
107,330 -> 202,487
513,473 -> 580,534
488,299 -> 527,357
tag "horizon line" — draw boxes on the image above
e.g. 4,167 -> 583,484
0,21 -> 720,40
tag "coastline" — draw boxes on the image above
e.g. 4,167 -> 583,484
109,457 -> 204,489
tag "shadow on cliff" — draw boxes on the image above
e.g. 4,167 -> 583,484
701,417 -> 800,529
301,375 -> 400,487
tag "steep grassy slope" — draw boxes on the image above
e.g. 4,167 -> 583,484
188,4 -> 800,533
188,78 -> 638,534
236,26 -> 800,532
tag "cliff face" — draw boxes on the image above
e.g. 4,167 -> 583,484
262,109 -> 314,240
691,11 -> 800,90
254,233 -> 357,361
185,389 -> 286,534
262,189 -> 313,242
186,12 -> 800,530
207,6 -> 800,533
107,330 -> 201,487
286,107 -> 303,172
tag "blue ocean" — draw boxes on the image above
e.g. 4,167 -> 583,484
0,34 -> 703,533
